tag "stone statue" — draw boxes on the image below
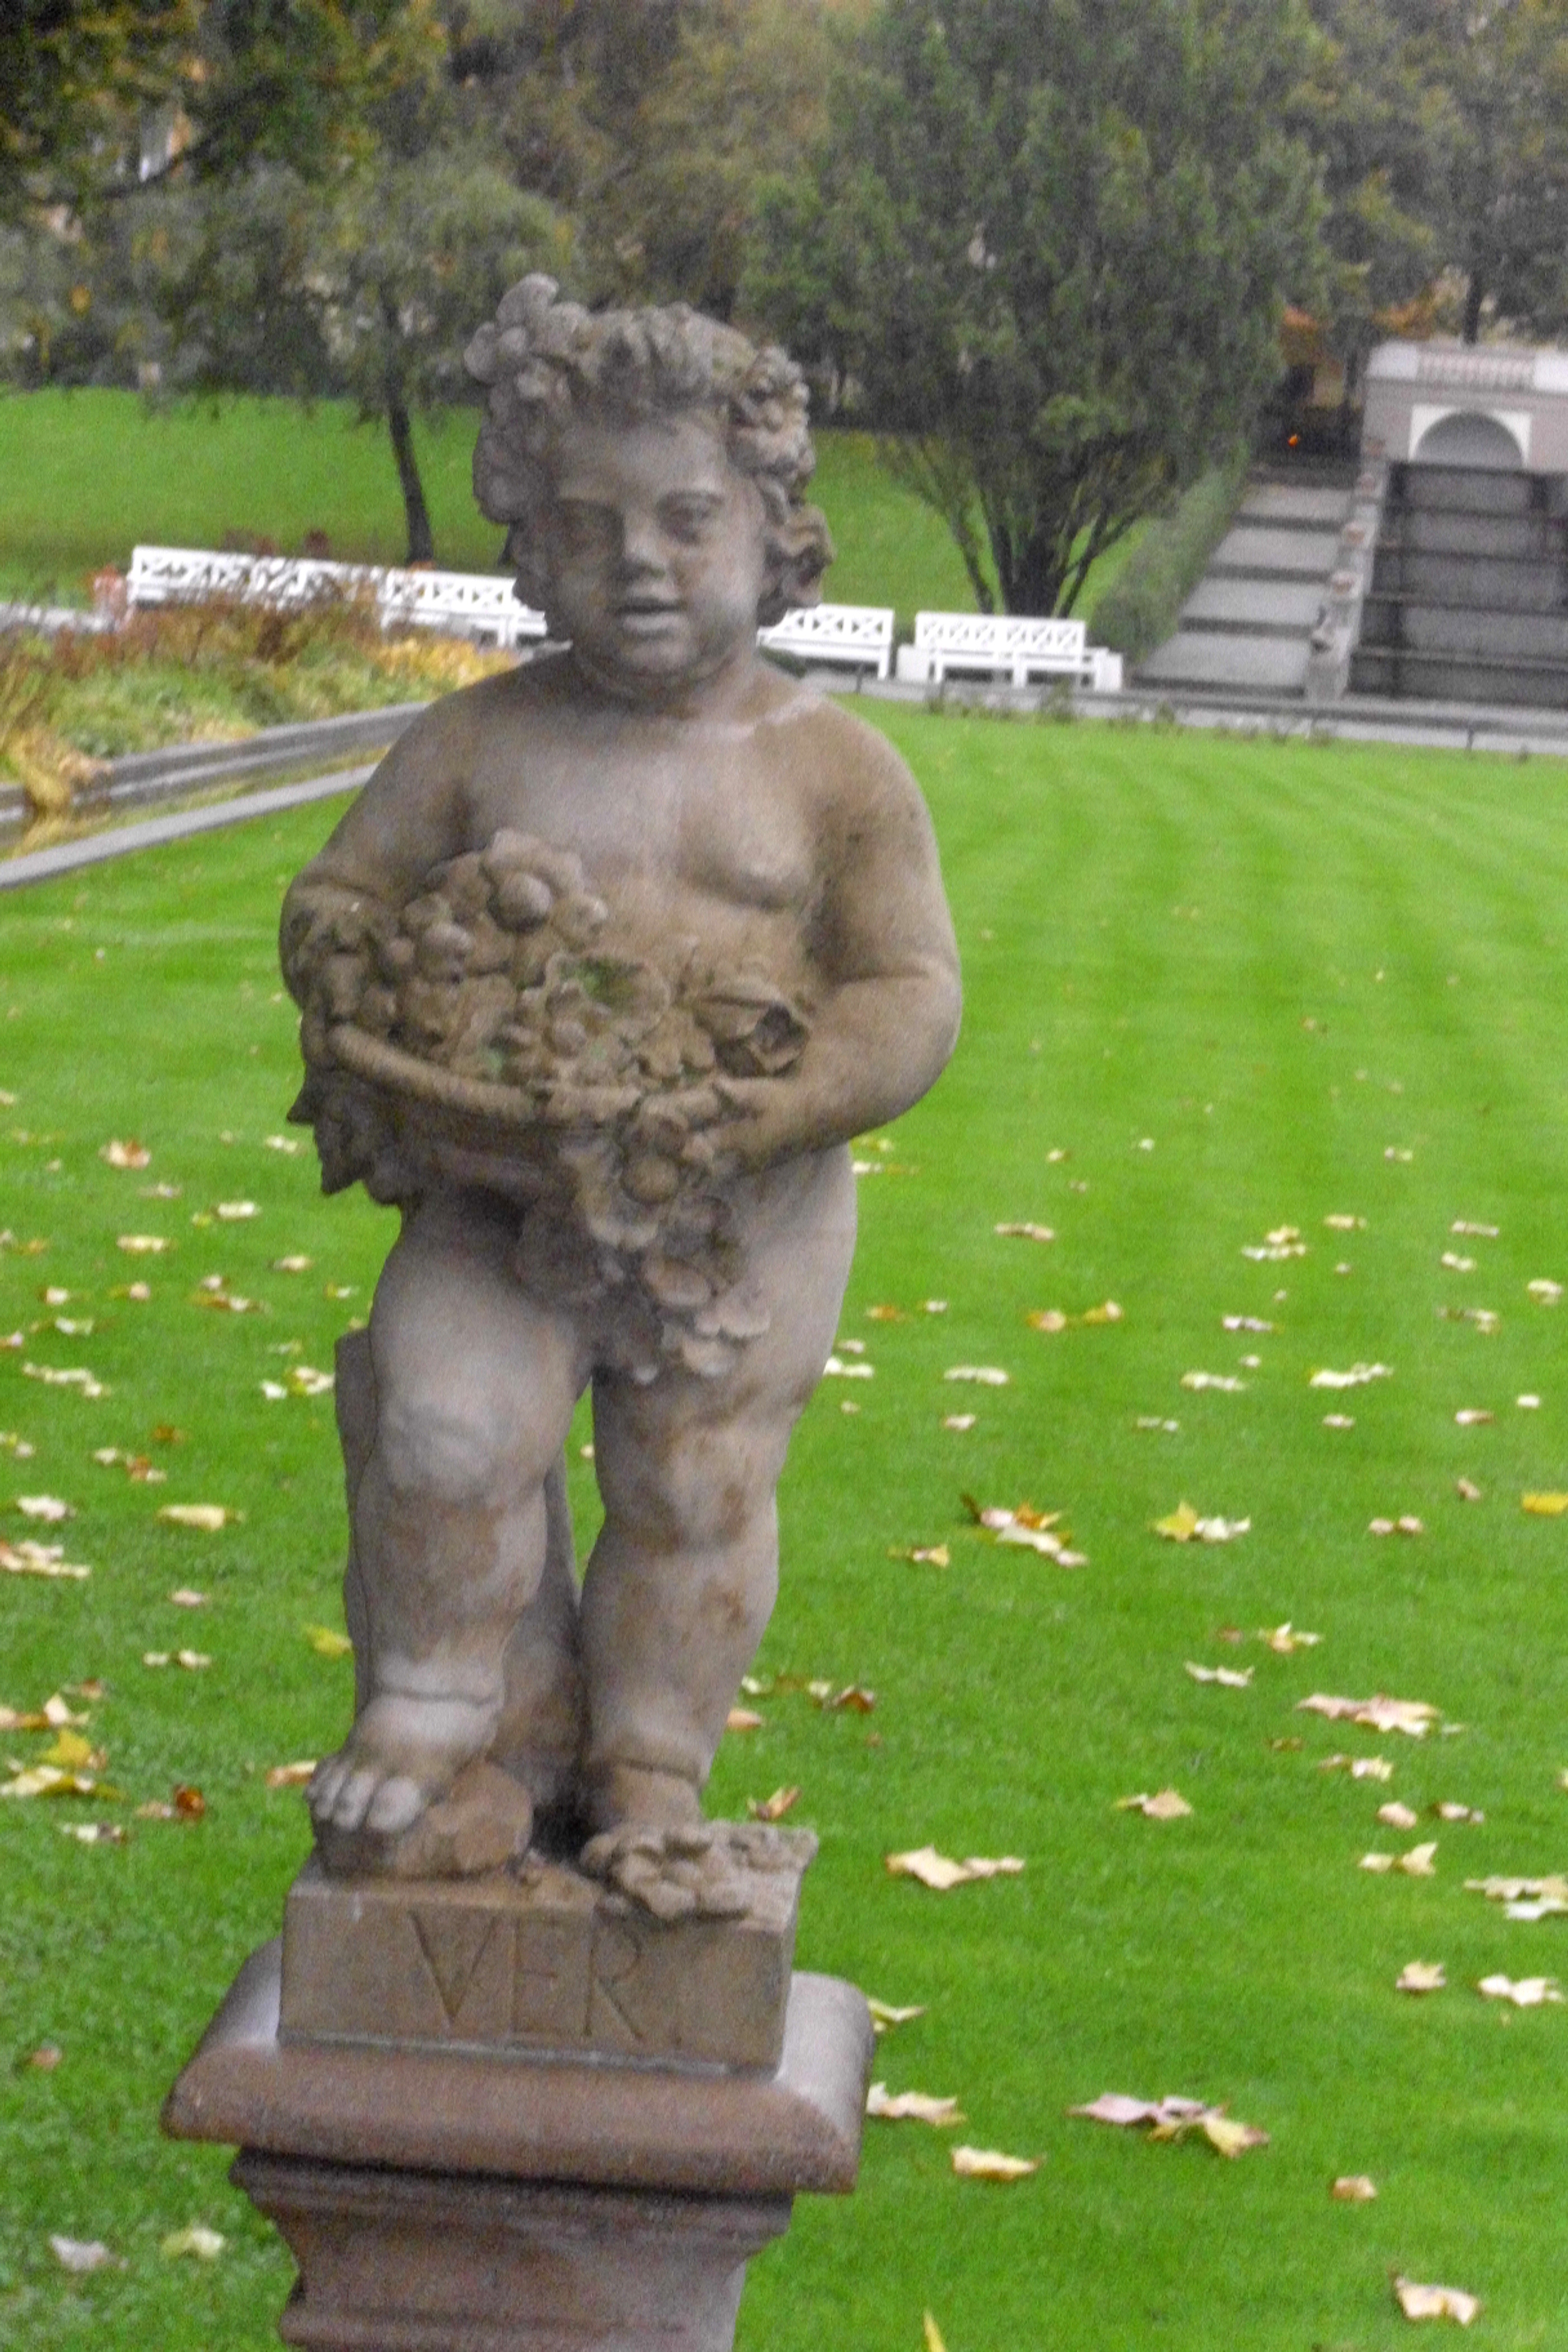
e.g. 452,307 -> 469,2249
278,277 -> 961,1912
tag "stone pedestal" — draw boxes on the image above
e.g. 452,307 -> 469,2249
163,1917 -> 871,2352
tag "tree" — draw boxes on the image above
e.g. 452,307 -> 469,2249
0,0 -> 198,222
746,0 -> 1324,616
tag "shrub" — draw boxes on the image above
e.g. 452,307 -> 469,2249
1087,451 -> 1249,663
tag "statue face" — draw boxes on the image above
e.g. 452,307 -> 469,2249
541,413 -> 769,700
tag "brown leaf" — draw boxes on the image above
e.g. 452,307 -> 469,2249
99,1139 -> 150,1169
172,1785 -> 206,1819
747,1785 -> 800,1822
264,1760 -> 317,1789
725,1707 -> 763,1732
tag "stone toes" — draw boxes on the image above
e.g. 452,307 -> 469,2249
365,1773 -> 427,1836
307,1757 -> 348,1816
329,1768 -> 381,1831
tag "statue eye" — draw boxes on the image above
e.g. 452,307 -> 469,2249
662,497 -> 722,544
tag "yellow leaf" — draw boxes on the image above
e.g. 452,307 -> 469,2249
1153,1501 -> 1200,1542
158,1504 -> 238,1532
41,1729 -> 93,1769
265,1760 -> 317,1788
923,2316 -> 948,2352
160,2224 -> 225,2261
867,1997 -> 926,2033
304,1625 -> 353,1660
885,1846 -> 1024,1890
1396,1961 -> 1446,1994
950,2144 -> 1039,2182
1523,1492 -> 1568,1515
1201,2113 -> 1269,2159
747,1785 -> 800,1822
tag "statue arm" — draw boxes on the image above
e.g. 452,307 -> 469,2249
718,732 -> 961,1168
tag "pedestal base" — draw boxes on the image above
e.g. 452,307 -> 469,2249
236,2151 -> 790,2352
164,1939 -> 872,2351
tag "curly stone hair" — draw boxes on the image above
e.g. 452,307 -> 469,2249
465,276 -> 834,627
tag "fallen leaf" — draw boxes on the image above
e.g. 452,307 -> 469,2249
1185,1662 -> 1254,1687
0,1539 -> 89,1579
272,1255 -> 313,1273
157,1504 -> 238,1531
1323,1412 -> 1355,1427
1115,1789 -> 1193,1821
50,2235 -> 119,2273
747,1785 -> 800,1821
265,1760 -> 317,1788
822,1355 -> 874,1379
1325,1214 -> 1366,1231
942,1413 -> 977,1431
0,1765 -> 110,1799
923,2315 -> 947,2352
1523,1492 -> 1568,1516
1527,1278 -> 1562,1304
1441,1251 -> 1476,1273
99,1139 -> 150,1169
1378,1802 -> 1420,1830
1310,1363 -> 1393,1389
161,2223 -> 225,2260
1396,1961 -> 1446,1993
1180,1371 -> 1246,1391
1393,2277 -> 1480,2324
41,1729 -> 93,1769
817,1684 -> 877,1712
1518,1393 -> 1541,1409
1068,2093 -> 1268,2155
22,1362 -> 107,1397
994,1221 -> 1055,1242
1477,1974 -> 1562,2006
866,2082 -> 964,2126
1434,1801 -> 1484,1823
867,1998 -> 926,2034
885,1846 -> 1024,1890
1331,2174 -> 1377,2201
25,2043 -> 61,2070
214,1202 -> 259,1221
1260,1623 -> 1322,1653
1069,2093 -> 1167,2128
173,1783 -> 206,1817
15,1494 -> 73,1522
116,1233 -> 168,1254
1200,2113 -> 1270,2159
1320,1754 -> 1394,1781
950,2145 -> 1038,2181
61,1820 -> 126,1844
1453,1409 -> 1493,1426
1135,1415 -> 1181,1432
1222,1314 -> 1274,1331
1456,1478 -> 1483,1501
304,1624 -> 353,1660
1299,1694 -> 1440,1737
943,1366 -> 1010,1386
168,1587 -> 207,1608
888,1543 -> 950,1567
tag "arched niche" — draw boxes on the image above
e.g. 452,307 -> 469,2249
1411,408 -> 1529,469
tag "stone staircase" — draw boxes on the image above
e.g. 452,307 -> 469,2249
1135,466 -> 1357,698
1351,464 -> 1568,707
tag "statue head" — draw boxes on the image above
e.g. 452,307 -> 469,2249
465,277 -> 834,633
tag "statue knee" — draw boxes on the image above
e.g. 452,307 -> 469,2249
376,1392 -> 516,1507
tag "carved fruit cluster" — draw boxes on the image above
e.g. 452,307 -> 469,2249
296,831 -> 810,1376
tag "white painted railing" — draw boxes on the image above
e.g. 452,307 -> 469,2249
757,603 -> 895,678
896,611 -> 1122,691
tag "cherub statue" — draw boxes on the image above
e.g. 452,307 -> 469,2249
280,278 -> 960,1908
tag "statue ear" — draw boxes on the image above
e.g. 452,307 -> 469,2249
504,524 -> 549,609
758,505 -> 834,626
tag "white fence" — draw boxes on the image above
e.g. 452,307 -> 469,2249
124,547 -> 1124,689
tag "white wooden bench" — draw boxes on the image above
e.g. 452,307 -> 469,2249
126,546 -> 548,650
896,610 -> 1122,692
757,602 -> 895,678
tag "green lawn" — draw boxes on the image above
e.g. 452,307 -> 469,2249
0,391 -> 979,626
4,713 -> 1568,2350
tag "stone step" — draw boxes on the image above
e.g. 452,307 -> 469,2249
1183,577 -> 1326,631
1393,463 -> 1556,521
1351,642 -> 1568,709
1236,482 -> 1356,528
1370,548 -> 1568,608
1379,509 -> 1567,562
1361,598 -> 1568,663
1135,630 -> 1311,694
1211,524 -> 1344,577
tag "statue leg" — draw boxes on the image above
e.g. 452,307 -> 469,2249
309,1188 -> 585,1842
578,1150 -> 856,1836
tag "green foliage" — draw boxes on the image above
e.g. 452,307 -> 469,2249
746,0 -> 1324,616
7,720 -> 1568,2346
1086,449 -> 1248,662
0,0 -> 197,222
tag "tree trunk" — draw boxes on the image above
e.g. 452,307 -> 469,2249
386,380 -> 435,565
1461,272 -> 1486,346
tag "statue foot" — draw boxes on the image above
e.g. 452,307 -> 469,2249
578,1819 -> 751,1923
308,1692 -> 497,1839
313,1758 -> 535,1879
